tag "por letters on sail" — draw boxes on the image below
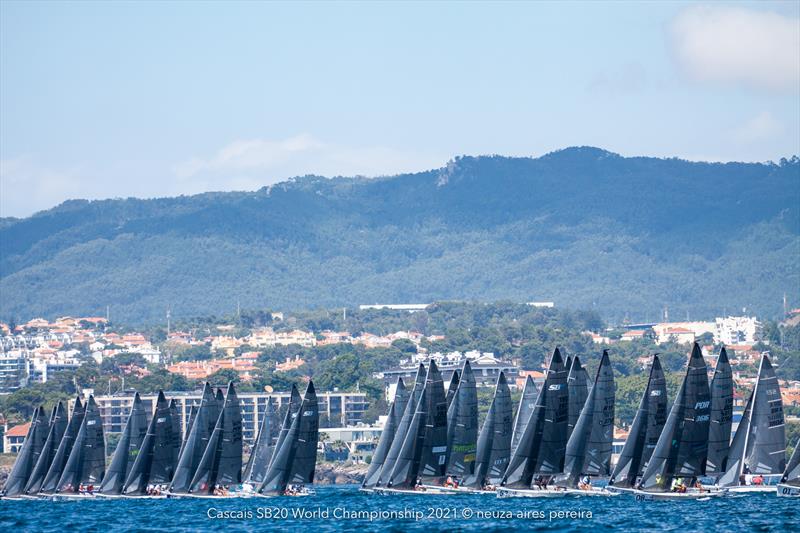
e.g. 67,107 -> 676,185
445,361 -> 478,478
2,406 -> 48,497
123,391 -> 181,495
511,375 -> 538,453
566,356 -> 590,442
361,378 -> 409,489
557,350 -> 615,488
718,354 -> 786,486
40,397 -> 85,494
608,355 -> 667,488
56,395 -> 106,492
463,372 -> 512,489
99,392 -> 148,494
169,383 -> 220,493
24,402 -> 68,495
188,382 -> 243,493
706,347 -> 733,475
378,363 -> 426,486
639,344 -> 710,492
244,397 -> 282,484
502,348 -> 567,488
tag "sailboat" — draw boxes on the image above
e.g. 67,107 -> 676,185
607,355 -> 667,493
168,383 -> 220,494
554,350 -> 615,496
23,402 -> 68,497
460,372 -> 513,493
716,354 -> 786,493
243,397 -> 281,485
39,397 -> 85,495
98,392 -> 148,495
360,378 -> 409,491
445,369 -> 460,409
706,348 -> 733,478
777,438 -> 800,497
257,381 -> 320,497
1,406 -> 49,499
442,361 -> 478,486
632,344 -> 721,500
567,356 -> 590,442
53,395 -> 106,498
497,348 -> 569,498
185,382 -> 244,497
511,375 -> 538,453
122,391 -> 181,497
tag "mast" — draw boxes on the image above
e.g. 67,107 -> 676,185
706,347 -> 733,475
780,438 -> 800,486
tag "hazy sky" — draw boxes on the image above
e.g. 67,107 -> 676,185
1,1 -> 799,217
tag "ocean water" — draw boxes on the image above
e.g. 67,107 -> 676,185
0,485 -> 797,532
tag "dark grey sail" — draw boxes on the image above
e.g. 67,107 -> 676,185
446,370 -> 460,409
511,375 -> 538,453
718,354 -> 786,486
40,397 -> 85,493
25,402 -> 68,494
361,378 -> 409,489
445,361 -> 478,478
169,399 -> 182,467
386,387 -> 428,488
169,383 -> 220,493
608,355 -> 667,487
780,438 -> 800,486
179,404 -> 198,459
378,363 -> 426,486
2,406 -> 48,497
567,356 -> 589,442
417,360 -> 449,484
123,391 -> 180,494
56,395 -> 106,492
244,397 -> 281,483
99,392 -> 148,494
706,347 -> 733,475
189,382 -> 243,493
557,350 -> 615,487
534,348 -> 569,475
269,385 -> 302,470
640,344 -> 710,491
258,383 -> 318,495
287,381 -> 319,484
502,348 -> 566,488
463,372 -> 512,488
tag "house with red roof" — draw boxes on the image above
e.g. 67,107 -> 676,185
3,422 -> 31,454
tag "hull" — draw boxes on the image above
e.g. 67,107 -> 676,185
632,489 -> 725,501
724,485 -> 775,494
374,487 -> 457,495
496,487 -> 567,498
605,486 -> 638,494
777,484 -> 800,498
50,493 -> 98,500
425,485 -> 489,495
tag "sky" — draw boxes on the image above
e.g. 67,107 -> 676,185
1,1 -> 799,218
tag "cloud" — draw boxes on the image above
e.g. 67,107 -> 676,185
0,156 -> 83,218
731,111 -> 783,143
172,134 -> 444,185
670,5 -> 800,91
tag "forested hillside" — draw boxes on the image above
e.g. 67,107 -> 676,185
2,147 -> 798,324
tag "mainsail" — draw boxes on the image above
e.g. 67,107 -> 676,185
286,381 -> 319,485
511,375 -> 538,453
169,399 -> 182,467
608,355 -> 667,488
2,406 -> 48,497
386,387 -> 428,488
463,372 -> 512,488
99,392 -> 148,494
502,348 -> 567,488
377,363 -> 426,486
780,438 -> 800,487
417,360 -> 449,484
361,378 -> 409,489
639,344 -> 710,492
445,361 -> 478,478
56,395 -> 106,492
706,347 -> 733,475
40,397 -> 85,493
123,391 -> 181,494
270,385 -> 302,470
24,402 -> 68,494
179,404 -> 198,459
189,382 -> 243,493
169,383 -> 220,493
567,356 -> 589,442
445,370 -> 460,409
718,354 -> 786,486
244,397 -> 281,484
557,350 -> 615,487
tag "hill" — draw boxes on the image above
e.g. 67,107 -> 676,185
1,147 -> 798,324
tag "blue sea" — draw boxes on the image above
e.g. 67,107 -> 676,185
1,485 -> 797,532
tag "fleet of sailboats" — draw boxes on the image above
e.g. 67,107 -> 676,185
2,343 -> 798,501
1,381 -> 320,499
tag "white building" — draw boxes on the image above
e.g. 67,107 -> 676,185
715,316 -> 760,346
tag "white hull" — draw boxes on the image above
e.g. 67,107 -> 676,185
776,484 -> 800,498
496,487 -> 567,498
724,485 -> 775,494
631,489 -> 726,501
49,493 -> 98,500
373,487 -> 457,495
